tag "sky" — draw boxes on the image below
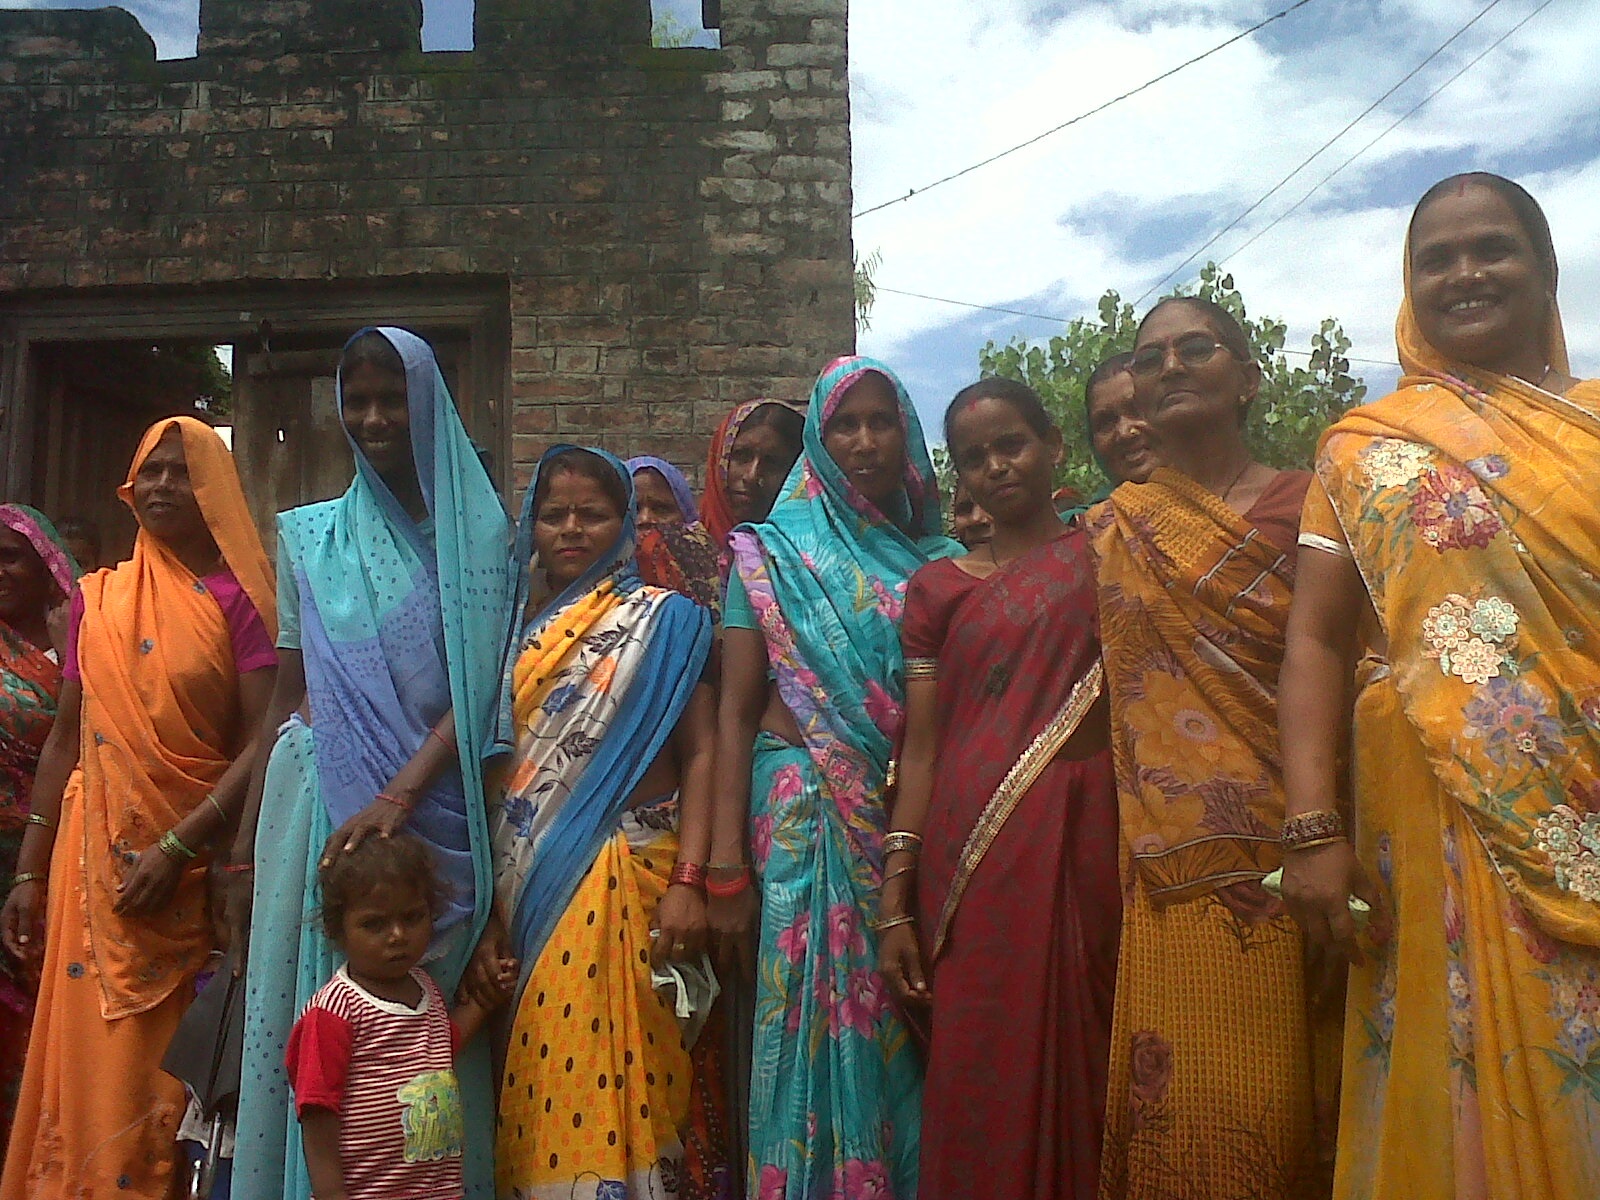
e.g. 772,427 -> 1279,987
8,0 -> 1597,438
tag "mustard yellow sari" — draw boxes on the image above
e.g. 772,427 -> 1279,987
1092,471 -> 1339,1200
1305,293 -> 1600,1198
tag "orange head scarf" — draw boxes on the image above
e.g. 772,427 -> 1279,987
117,415 -> 277,642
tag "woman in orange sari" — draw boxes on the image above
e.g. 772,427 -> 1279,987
1092,297 -> 1337,1199
0,417 -> 278,1199
1281,173 -> 1600,1198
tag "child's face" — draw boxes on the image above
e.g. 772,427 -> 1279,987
339,882 -> 433,984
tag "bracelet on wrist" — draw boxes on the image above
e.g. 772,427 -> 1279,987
882,831 -> 923,857
870,913 -> 916,932
669,862 -> 708,891
706,869 -> 752,898
1281,808 -> 1346,851
220,861 -> 255,875
1283,835 -> 1348,853
25,812 -> 54,831
376,792 -> 414,812
158,829 -> 199,862
878,863 -> 917,889
11,871 -> 46,888
205,793 -> 228,824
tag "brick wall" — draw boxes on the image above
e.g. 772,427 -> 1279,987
0,0 -> 853,492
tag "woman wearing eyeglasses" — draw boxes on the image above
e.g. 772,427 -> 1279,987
1090,296 -> 1338,1199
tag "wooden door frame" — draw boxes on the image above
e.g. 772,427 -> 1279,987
0,278 -> 512,500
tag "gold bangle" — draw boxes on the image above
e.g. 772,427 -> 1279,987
1282,808 -> 1346,850
25,813 -> 53,830
883,831 -> 923,857
11,871 -> 46,887
1283,835 -> 1348,853
870,913 -> 916,932
205,794 -> 228,823
878,863 -> 918,888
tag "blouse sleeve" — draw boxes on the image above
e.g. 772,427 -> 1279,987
1297,478 -> 1353,561
207,572 -> 279,675
899,563 -> 946,681
274,537 -> 302,652
61,589 -> 86,684
284,1005 -> 353,1115
722,570 -> 757,631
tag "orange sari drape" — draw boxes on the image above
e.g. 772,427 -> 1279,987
2,417 -> 274,1200
1310,279 -> 1600,1198
1092,470 -> 1338,1200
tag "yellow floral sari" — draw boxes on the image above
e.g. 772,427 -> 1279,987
1305,288 -> 1600,1198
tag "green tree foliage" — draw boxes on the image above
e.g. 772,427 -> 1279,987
976,263 -> 1367,498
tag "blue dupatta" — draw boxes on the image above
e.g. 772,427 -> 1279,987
276,327 -> 513,978
626,454 -> 700,523
492,446 -> 711,997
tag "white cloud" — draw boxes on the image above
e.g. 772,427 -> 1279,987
852,0 -> 1600,415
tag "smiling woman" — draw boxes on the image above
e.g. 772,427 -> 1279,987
1280,172 -> 1600,1199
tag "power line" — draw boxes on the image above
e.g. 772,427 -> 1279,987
1131,0 -> 1509,306
1219,0 -> 1558,270
852,0 -> 1318,221
874,286 -> 1401,367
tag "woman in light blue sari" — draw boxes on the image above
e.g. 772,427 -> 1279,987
714,355 -> 958,1199
229,327 -> 514,1200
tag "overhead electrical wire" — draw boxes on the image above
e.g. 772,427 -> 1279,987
873,286 -> 1402,368
1131,0 -> 1510,306
1217,0 -> 1560,271
851,0 -> 1318,221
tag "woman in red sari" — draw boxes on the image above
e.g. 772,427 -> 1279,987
879,378 -> 1121,1200
0,506 -> 77,1148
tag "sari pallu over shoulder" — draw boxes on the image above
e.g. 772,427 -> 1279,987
78,416 -> 276,1019
278,326 -> 513,972
491,445 -> 711,994
1315,371 -> 1600,947
1089,467 -> 1299,905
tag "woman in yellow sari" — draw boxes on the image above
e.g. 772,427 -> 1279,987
1092,297 -> 1339,1199
0,417 -> 278,1199
1281,173 -> 1600,1197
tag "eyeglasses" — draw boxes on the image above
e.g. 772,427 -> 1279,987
1128,334 -> 1237,379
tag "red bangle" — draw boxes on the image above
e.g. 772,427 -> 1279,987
669,862 -> 707,890
706,868 -> 752,898
376,792 -> 413,811
222,862 -> 255,875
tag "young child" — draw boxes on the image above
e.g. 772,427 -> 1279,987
285,832 -> 514,1200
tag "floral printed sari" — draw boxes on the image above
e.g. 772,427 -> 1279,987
0,505 -> 76,1148
1304,280 -> 1600,1198
490,446 -> 712,1200
729,356 -> 957,1200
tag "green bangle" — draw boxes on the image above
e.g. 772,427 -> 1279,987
158,829 -> 198,862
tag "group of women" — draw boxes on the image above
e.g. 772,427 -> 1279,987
0,169 -> 1596,1200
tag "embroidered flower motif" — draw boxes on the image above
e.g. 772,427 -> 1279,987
1128,1029 -> 1173,1106
1470,596 -> 1518,642
138,638 -> 155,654
1359,439 -> 1433,489
1462,677 -> 1565,766
1467,454 -> 1511,481
1409,463 -> 1504,551
1535,805 -> 1600,902
1450,638 -> 1504,685
835,967 -> 886,1038
1424,592 -> 1518,683
1423,595 -> 1473,654
1171,707 -> 1218,743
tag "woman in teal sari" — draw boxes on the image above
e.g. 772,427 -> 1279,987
230,327 -> 514,1200
714,355 -> 958,1199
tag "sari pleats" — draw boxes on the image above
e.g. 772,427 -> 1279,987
497,821 -> 692,1200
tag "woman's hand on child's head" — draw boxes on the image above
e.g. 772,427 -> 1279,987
322,794 -> 411,867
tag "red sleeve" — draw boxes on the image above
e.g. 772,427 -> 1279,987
285,1006 -> 353,1115
450,1018 -> 463,1058
899,561 -> 950,661
62,589 -> 85,683
205,571 -> 279,675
